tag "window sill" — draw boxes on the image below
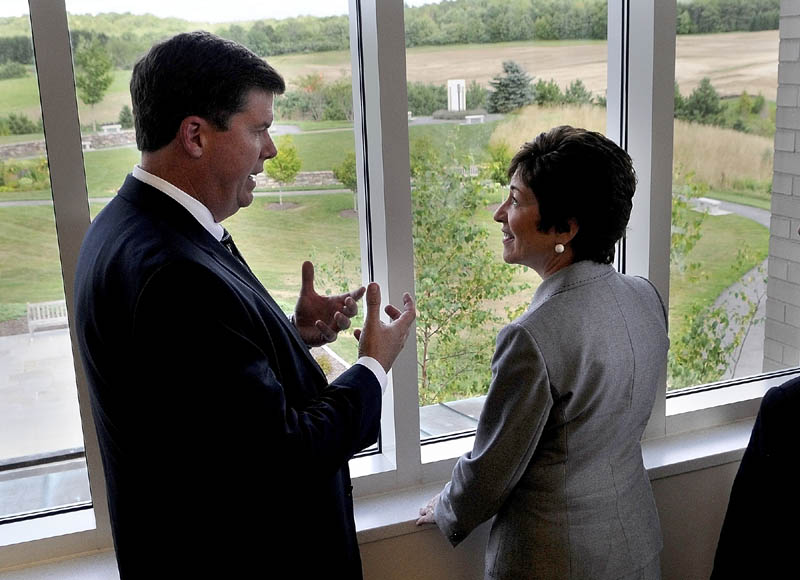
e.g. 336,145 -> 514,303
354,417 -> 755,544
0,418 -> 755,578
664,369 -> 797,435
0,509 -> 95,548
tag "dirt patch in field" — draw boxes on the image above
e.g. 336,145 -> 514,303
277,30 -> 778,101
339,209 -> 357,219
266,202 -> 300,211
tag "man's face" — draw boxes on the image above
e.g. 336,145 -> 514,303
202,89 -> 277,222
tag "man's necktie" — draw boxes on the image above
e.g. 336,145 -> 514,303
220,229 -> 248,267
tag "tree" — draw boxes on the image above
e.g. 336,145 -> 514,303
674,82 -> 686,118
487,61 -> 533,114
407,81 -> 447,116
466,80 -> 488,110
74,37 -> 113,133
533,78 -> 563,105
411,139 -> 528,404
118,105 -> 133,129
480,142 -> 513,186
563,79 -> 594,105
680,77 -> 723,125
333,151 -> 358,210
266,135 -> 301,205
297,72 -> 327,121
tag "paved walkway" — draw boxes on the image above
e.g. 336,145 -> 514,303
696,199 -> 770,379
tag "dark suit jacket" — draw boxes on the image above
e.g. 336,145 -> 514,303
74,175 -> 381,579
711,376 -> 800,579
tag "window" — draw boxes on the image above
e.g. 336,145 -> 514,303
0,4 -> 92,527
667,13 -> 776,391
64,0 -> 361,382
402,1 -> 609,444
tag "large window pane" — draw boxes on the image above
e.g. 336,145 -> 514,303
64,1 -> 361,381
404,2 -> 608,441
0,9 -> 90,523
668,20 -> 778,390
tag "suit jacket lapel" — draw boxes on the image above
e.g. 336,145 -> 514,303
117,175 -> 324,374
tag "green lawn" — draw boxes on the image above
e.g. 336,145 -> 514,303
0,191 -> 771,368
0,204 -> 68,321
0,69 -> 132,126
706,189 -> 771,210
668,212 -> 769,341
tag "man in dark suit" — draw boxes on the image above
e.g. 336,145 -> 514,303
74,31 -> 415,579
711,375 -> 800,579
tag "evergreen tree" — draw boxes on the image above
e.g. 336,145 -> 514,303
563,79 -> 594,105
118,105 -> 133,129
487,61 -> 534,114
533,78 -> 563,105
682,77 -> 723,125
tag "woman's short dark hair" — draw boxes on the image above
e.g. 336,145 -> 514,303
130,31 -> 286,152
507,125 -> 637,265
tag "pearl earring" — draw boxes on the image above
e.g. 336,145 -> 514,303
555,243 -> 565,254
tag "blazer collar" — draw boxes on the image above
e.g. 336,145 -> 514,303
117,174 -> 323,373
530,260 -> 615,311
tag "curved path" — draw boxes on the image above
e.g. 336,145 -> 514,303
704,199 -> 770,380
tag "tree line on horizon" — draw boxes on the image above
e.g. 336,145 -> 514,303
0,0 -> 781,68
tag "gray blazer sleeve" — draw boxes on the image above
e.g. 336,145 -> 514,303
435,322 -> 553,545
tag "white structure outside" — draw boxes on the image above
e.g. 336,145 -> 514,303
447,79 -> 466,111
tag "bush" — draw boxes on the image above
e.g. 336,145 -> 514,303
533,79 -> 563,105
118,105 -> 133,129
0,157 -> 50,192
563,79 -> 594,105
407,81 -> 447,116
0,61 -> 27,80
0,112 -> 42,135
466,80 -> 487,110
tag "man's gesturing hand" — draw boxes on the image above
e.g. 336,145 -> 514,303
293,261 -> 365,347
354,283 -> 416,372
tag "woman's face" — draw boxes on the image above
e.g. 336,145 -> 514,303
493,170 -> 574,278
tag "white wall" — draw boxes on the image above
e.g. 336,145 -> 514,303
359,462 -> 740,580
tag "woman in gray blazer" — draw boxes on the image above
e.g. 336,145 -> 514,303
417,126 -> 667,579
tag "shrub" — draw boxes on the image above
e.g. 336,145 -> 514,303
407,81 -> 447,116
533,79 -> 563,105
0,61 -> 27,80
0,157 -> 50,192
4,112 -> 41,135
118,105 -> 133,129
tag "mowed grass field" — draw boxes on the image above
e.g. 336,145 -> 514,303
0,30 -> 779,127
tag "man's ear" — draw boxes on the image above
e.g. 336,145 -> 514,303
177,116 -> 206,159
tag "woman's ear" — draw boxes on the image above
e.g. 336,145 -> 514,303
177,116 -> 206,159
559,218 -> 579,245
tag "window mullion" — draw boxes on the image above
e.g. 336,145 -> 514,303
608,0 -> 676,439
27,0 -> 111,540
350,0 -> 421,494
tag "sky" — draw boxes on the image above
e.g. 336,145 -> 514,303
1,0 -> 441,21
